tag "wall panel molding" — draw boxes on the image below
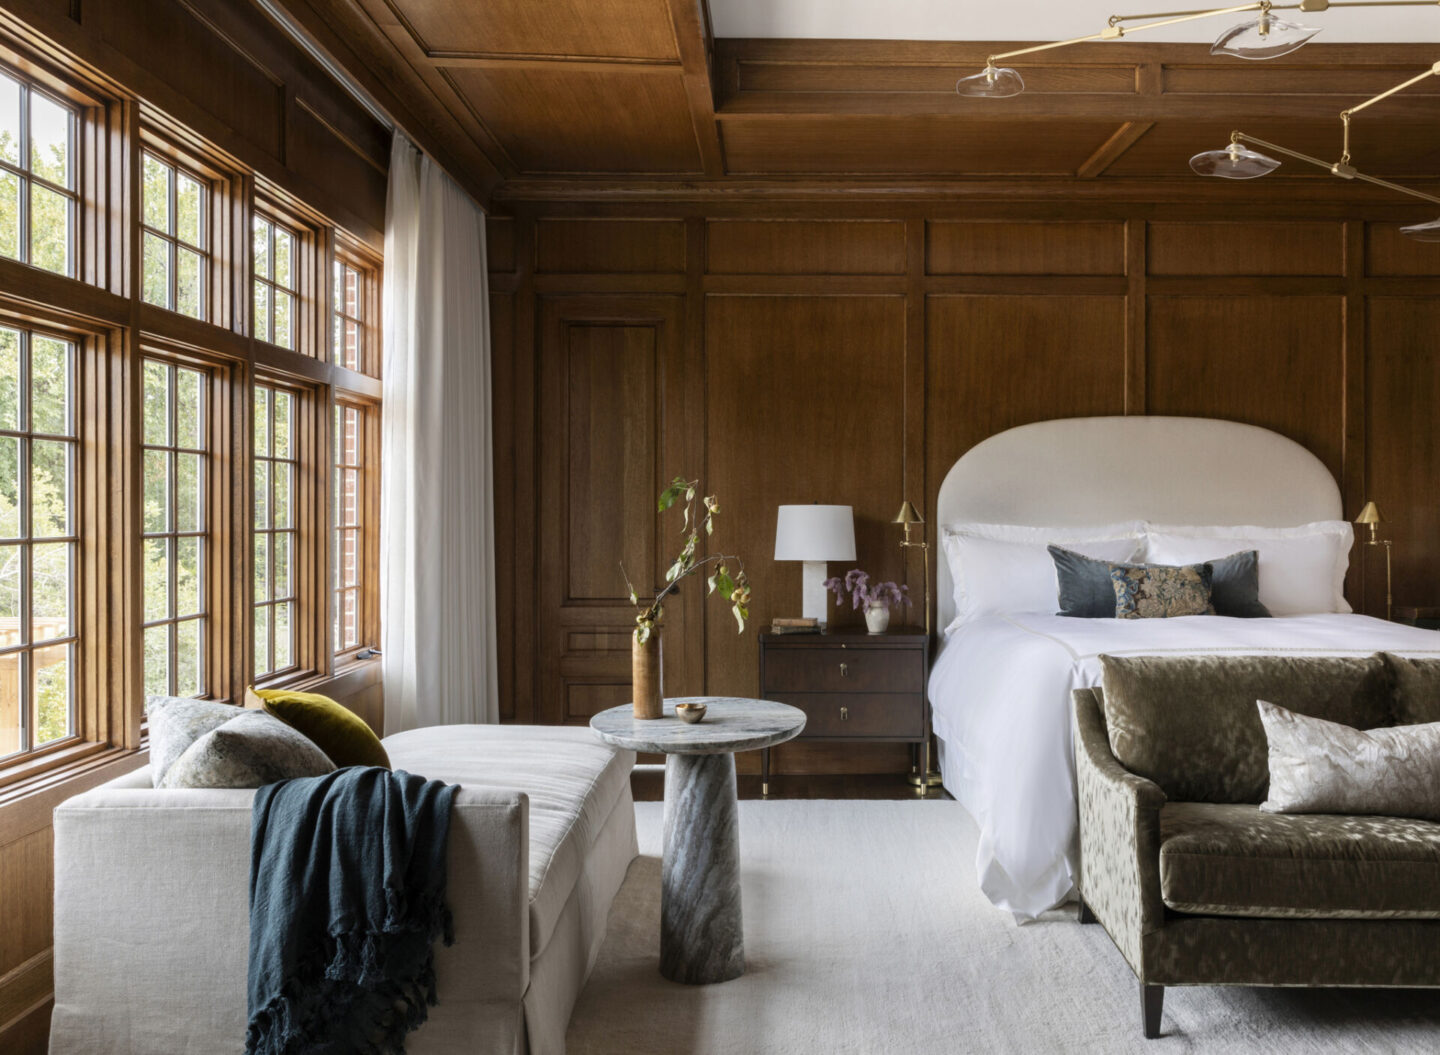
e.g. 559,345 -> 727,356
496,202 -> 1440,777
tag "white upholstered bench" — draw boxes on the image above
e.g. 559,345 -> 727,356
48,724 -> 637,1055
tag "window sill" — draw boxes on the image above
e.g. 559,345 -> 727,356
257,655 -> 381,697
327,652 -> 382,682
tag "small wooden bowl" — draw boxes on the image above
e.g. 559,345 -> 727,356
675,703 -> 707,724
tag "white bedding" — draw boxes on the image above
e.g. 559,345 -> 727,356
928,612 -> 1440,921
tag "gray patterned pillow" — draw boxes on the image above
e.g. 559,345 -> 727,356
146,695 -> 244,787
1259,699 -> 1440,822
159,709 -> 336,789
1109,561 -> 1215,619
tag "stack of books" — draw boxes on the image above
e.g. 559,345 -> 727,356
769,617 -> 821,635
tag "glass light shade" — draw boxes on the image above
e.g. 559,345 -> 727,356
1400,218 -> 1440,243
1211,16 -> 1320,60
955,66 -> 1024,99
1189,143 -> 1281,179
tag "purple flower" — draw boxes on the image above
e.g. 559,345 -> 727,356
823,569 -> 913,611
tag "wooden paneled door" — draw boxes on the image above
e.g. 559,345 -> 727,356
535,295 -> 698,726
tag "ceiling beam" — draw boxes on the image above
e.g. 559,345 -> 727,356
492,175 -> 1440,207
428,54 -> 684,74
1078,122 -> 1156,177
715,93 -> 1440,120
666,0 -> 726,178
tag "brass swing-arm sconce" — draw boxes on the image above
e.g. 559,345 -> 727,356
893,500 -> 942,791
1355,502 -> 1394,621
1190,61 -> 1440,239
958,0 -> 1440,98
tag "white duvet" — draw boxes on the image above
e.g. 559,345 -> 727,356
927,612 -> 1440,921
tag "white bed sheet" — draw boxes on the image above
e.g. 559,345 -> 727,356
928,611 -> 1440,922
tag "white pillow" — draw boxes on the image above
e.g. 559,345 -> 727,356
1144,521 -> 1353,616
941,522 -> 1145,629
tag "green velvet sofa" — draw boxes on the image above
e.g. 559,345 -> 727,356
1073,652 -> 1440,1039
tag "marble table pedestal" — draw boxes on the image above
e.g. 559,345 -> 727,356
661,751 -> 742,984
589,697 -> 806,986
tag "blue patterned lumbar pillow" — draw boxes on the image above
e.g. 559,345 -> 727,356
1110,561 -> 1215,619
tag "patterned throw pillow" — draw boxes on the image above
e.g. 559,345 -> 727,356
146,695 -> 244,787
1109,561 -> 1215,619
159,709 -> 336,789
1259,699 -> 1440,822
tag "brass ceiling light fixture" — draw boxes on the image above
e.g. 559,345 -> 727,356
955,0 -> 1437,99
1188,61 -> 1440,239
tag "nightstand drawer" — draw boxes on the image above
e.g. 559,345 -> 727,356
762,647 -> 923,694
767,692 -> 923,739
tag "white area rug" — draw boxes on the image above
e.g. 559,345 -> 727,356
567,800 -> 1440,1054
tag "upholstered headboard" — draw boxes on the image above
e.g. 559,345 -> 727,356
933,416 -> 1342,631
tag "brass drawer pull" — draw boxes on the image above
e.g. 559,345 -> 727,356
841,706 -> 849,721
839,662 -> 849,677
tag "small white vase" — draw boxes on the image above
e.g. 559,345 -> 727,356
865,603 -> 890,635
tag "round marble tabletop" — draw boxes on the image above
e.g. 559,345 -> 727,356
590,697 -> 806,756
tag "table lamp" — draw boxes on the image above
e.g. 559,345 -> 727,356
774,504 -> 855,626
1355,501 -> 1393,621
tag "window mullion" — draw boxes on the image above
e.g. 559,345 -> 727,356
18,83 -> 29,267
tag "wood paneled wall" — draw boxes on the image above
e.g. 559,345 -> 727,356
491,203 -> 1440,776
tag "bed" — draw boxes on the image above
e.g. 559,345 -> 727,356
928,415 -> 1440,921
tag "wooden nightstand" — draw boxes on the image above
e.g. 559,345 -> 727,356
757,626 -> 931,795
1393,606 -> 1440,630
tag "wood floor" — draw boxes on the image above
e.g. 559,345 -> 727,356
630,766 -> 950,801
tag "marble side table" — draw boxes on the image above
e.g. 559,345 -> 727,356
590,697 -> 805,984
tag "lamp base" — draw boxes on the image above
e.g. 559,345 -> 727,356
802,561 -> 829,626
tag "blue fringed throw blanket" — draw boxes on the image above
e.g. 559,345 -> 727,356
246,767 -> 460,1055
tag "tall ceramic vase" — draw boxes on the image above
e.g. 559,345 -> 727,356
632,629 -> 663,719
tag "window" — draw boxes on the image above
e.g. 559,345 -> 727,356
142,359 -> 207,698
332,259 -> 364,371
0,67 -> 77,276
253,383 -> 296,678
0,324 -> 76,758
0,38 -> 388,777
141,153 -> 208,320
333,402 -> 368,653
253,215 -> 298,350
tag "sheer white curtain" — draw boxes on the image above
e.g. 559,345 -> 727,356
380,133 -> 498,732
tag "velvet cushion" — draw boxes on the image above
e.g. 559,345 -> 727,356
1383,653 -> 1440,726
1205,549 -> 1270,619
244,687 -> 391,769
1258,700 -> 1440,822
1098,653 -> 1393,803
1159,801 -> 1440,920
1110,561 -> 1214,620
160,709 -> 336,789
1050,545 -> 1119,618
146,695 -> 242,787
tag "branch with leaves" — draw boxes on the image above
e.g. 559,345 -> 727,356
624,475 -> 752,644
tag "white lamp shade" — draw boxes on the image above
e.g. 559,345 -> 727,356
774,505 -> 856,562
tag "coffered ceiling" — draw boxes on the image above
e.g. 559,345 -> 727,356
272,0 -> 1440,206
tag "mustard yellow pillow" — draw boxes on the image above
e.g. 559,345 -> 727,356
244,687 -> 390,769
